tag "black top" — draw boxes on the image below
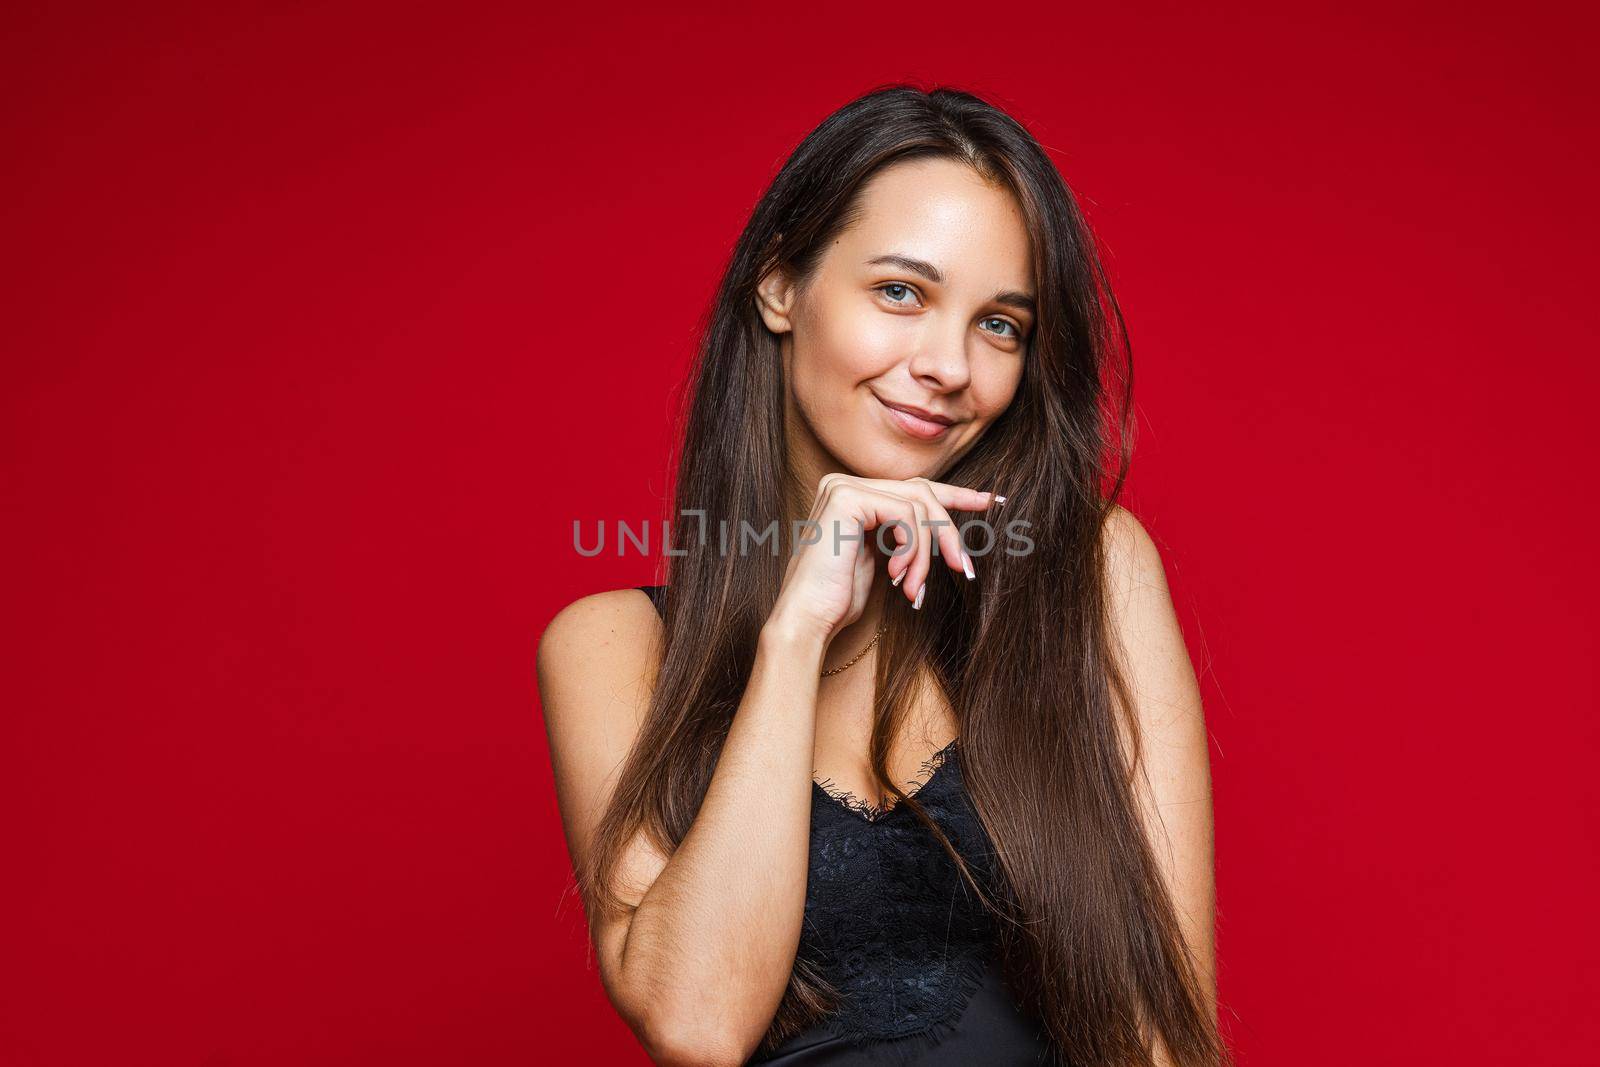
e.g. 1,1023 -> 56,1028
635,585 -> 1057,1065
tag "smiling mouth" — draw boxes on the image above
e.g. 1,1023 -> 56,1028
876,396 -> 957,441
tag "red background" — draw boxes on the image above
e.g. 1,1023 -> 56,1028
4,2 -> 1596,1064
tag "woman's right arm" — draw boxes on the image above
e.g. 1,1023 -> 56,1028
537,475 -> 994,1064
538,590 -> 829,1067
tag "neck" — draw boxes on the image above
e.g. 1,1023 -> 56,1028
819,571 -> 892,676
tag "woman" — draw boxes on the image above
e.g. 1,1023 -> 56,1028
538,85 -> 1228,1066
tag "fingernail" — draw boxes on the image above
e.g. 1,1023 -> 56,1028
891,570 -> 904,587
913,582 -> 926,610
961,551 -> 976,581
992,493 -> 1008,505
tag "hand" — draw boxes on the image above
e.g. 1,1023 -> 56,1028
768,473 -> 1002,643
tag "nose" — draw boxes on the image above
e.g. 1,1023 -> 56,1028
907,317 -> 972,392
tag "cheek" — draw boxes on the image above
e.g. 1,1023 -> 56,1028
972,357 -> 1025,415
802,296 -> 906,379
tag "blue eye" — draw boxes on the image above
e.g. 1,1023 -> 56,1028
877,283 -> 921,307
980,316 -> 1020,338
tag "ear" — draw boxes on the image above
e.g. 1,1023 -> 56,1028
754,265 -> 797,334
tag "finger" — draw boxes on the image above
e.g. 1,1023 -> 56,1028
841,485 -> 926,607
876,492 -> 927,606
874,479 -> 975,583
857,487 -> 930,607
852,477 -> 1002,516
922,493 -> 973,582
891,495 -> 931,606
884,510 -> 917,591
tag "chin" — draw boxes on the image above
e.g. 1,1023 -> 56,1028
839,448 -> 938,482
812,419 -> 948,481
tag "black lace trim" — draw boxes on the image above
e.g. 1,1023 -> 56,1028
811,737 -> 960,822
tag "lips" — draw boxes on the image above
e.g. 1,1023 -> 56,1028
876,395 -> 959,441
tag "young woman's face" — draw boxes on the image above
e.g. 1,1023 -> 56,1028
758,156 -> 1035,486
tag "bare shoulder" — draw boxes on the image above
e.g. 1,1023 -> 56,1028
536,588 -> 666,870
537,587 -> 663,686
1101,503 -> 1170,598
1097,503 -> 1205,743
537,586 -> 663,738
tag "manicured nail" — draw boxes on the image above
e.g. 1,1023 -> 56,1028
913,582 -> 926,610
961,551 -> 976,581
891,569 -> 904,587
991,493 -> 1008,505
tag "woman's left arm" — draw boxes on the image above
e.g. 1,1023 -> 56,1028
1102,505 -> 1219,1058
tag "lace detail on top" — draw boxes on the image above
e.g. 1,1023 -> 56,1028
811,738 -> 959,823
634,586 -> 1010,1065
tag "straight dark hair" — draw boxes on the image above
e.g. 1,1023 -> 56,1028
577,83 -> 1230,1066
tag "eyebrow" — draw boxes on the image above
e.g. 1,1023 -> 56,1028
866,253 -> 1037,316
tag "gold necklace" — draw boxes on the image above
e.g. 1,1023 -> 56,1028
821,620 -> 888,677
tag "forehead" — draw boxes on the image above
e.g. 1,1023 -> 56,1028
829,157 -> 1034,288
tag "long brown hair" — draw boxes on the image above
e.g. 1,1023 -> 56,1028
576,83 -> 1230,1066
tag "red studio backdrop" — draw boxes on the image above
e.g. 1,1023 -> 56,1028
4,3 -> 1596,1065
